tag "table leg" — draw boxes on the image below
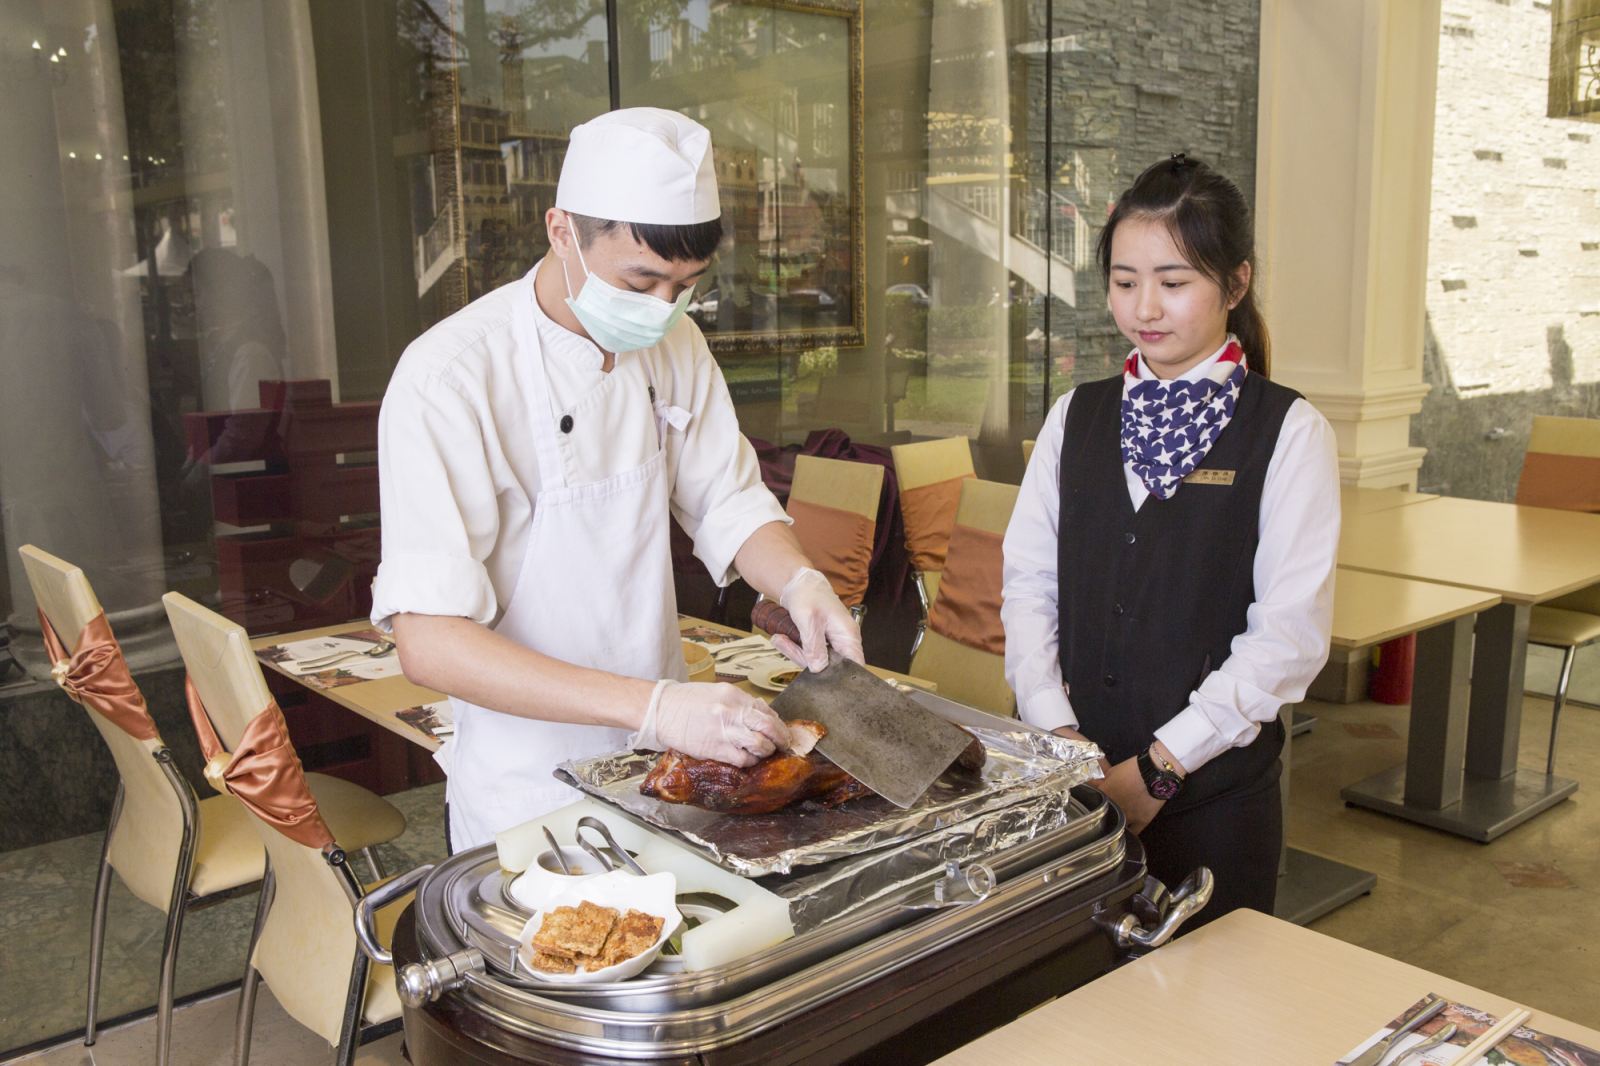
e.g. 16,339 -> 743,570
1342,609 -> 1577,841
1466,601 -> 1530,780
1276,704 -> 1375,925
1403,615 -> 1473,808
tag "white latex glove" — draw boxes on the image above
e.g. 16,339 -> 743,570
772,567 -> 865,672
631,679 -> 791,766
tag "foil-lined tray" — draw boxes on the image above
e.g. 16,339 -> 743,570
555,693 -> 1103,877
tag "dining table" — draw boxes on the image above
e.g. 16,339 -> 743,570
932,908 -> 1600,1064
1337,495 -> 1600,840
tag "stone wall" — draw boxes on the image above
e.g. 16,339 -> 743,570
1415,0 -> 1600,499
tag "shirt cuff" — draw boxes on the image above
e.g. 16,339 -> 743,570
370,553 -> 498,631
1019,684 -> 1077,732
1153,706 -> 1233,775
690,486 -> 790,587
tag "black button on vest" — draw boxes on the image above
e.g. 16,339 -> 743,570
1057,371 -> 1299,812
559,414 -> 574,434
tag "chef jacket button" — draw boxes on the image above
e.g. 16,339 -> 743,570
1112,603 -> 1125,617
648,385 -> 656,403
1103,674 -> 1117,688
559,414 -> 574,434
1122,531 -> 1137,545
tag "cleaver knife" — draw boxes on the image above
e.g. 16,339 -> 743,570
755,602 -> 973,808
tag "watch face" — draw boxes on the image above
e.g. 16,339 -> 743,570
1149,774 -> 1182,801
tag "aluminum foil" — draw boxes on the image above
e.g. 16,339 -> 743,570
555,706 -> 1103,878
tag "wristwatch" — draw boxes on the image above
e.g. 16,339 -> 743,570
1137,747 -> 1184,801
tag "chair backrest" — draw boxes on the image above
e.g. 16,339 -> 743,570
1517,415 -> 1600,512
1022,439 -> 1036,466
162,591 -> 359,1046
18,545 -> 187,911
890,437 -> 976,579
788,456 -> 885,608
909,479 -> 1020,716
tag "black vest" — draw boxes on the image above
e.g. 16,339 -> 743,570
1057,371 -> 1299,813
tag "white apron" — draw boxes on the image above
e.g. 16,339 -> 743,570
443,276 -> 687,852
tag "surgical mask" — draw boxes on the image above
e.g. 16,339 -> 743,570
561,229 -> 692,353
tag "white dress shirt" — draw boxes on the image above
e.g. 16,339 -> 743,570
370,261 -> 787,631
1000,343 -> 1340,773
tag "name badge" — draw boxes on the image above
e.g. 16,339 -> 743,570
1184,469 -> 1236,486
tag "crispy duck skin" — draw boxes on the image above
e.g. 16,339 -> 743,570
639,721 -> 985,815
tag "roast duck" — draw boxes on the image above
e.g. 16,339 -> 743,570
640,719 -> 986,816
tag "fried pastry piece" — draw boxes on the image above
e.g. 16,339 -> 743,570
529,951 -> 577,974
531,900 -> 616,960
596,909 -> 666,967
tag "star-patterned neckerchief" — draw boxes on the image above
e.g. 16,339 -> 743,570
1119,338 -> 1247,501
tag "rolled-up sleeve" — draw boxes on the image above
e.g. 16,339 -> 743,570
666,331 -> 789,586
1002,391 -> 1079,733
1153,399 -> 1341,772
370,365 -> 500,630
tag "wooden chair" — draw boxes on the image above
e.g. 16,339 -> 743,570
890,436 -> 975,657
162,592 -> 410,1065
908,479 -> 1019,716
787,455 -> 885,625
1515,415 -> 1600,773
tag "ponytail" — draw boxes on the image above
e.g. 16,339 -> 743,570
1228,287 -> 1271,379
1099,153 -> 1272,378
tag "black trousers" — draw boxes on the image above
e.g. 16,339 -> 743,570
1136,763 -> 1282,936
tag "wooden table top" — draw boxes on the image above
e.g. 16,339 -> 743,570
1340,485 -> 1439,515
1331,567 -> 1501,649
1339,495 -> 1600,605
934,909 -> 1600,1064
253,616 -> 926,751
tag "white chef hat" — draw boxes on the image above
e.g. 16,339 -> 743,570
555,108 -> 721,226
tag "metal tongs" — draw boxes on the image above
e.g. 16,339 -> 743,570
542,817 -> 645,877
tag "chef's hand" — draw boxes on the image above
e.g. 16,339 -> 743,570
772,567 -> 864,672
631,680 -> 791,766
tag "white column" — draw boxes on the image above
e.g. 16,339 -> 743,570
1255,0 -> 1442,488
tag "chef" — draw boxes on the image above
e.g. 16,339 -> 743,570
370,108 -> 863,851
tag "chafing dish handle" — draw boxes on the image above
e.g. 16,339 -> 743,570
1103,866 -> 1213,950
353,863 -> 434,966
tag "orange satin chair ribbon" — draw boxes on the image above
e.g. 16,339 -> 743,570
926,523 -> 1006,656
787,497 -> 875,608
899,474 -> 973,575
184,677 -> 336,851
39,609 -> 162,743
1516,452 -> 1600,512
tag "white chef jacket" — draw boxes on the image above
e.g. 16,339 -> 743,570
1000,342 -> 1340,774
370,261 -> 787,631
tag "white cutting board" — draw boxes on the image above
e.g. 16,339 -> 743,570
496,798 -> 793,971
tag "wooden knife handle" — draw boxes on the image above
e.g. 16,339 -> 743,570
751,600 -> 804,646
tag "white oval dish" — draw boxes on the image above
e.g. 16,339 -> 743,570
749,662 -> 804,693
516,870 -> 683,984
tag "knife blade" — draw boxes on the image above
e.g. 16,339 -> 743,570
770,653 -> 972,808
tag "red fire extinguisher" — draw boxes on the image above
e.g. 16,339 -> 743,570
1369,634 -> 1416,705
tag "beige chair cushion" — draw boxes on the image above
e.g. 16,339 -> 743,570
921,570 -> 942,605
190,795 -> 267,897
362,885 -> 414,1026
306,773 -> 407,854
1528,606 -> 1600,649
910,628 -> 1016,718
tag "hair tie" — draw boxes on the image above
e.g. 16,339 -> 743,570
1169,152 -> 1195,170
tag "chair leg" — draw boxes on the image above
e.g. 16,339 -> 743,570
1547,645 -> 1578,777
155,890 -> 190,1066
360,845 -> 386,882
155,752 -> 201,1066
334,948 -> 372,1066
235,864 -> 274,1066
84,784 -> 123,1046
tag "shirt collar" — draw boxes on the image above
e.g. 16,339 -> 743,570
529,258 -> 608,372
1131,335 -> 1238,384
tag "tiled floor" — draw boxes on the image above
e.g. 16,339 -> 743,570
5,683 -> 1598,1062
